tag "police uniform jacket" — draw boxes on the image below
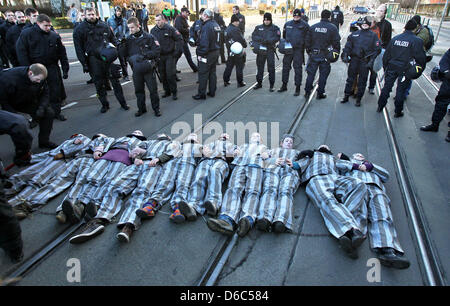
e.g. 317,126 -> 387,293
73,19 -> 117,67
225,23 -> 247,50
383,30 -> 426,72
283,19 -> 309,49
196,18 -> 221,57
189,19 -> 202,45
124,30 -> 160,62
16,24 -> 69,73
305,19 -> 341,55
150,23 -> 181,56
252,23 -> 281,50
331,9 -> 344,27
5,23 -> 26,65
343,28 -> 381,61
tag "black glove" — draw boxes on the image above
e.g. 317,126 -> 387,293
298,150 -> 314,159
63,71 -> 69,79
341,53 -> 350,63
82,64 -> 89,73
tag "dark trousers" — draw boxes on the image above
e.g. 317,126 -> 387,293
177,41 -> 198,72
143,19 -> 149,32
0,176 -> 23,257
197,50 -> 219,96
133,70 -> 160,112
256,51 -> 275,86
432,81 -> 450,125
46,64 -> 64,117
223,54 -> 245,84
377,69 -> 411,114
159,54 -> 177,95
281,49 -> 303,86
219,34 -> 226,64
118,54 -> 128,77
368,68 -> 377,89
305,55 -> 331,95
344,57 -> 370,99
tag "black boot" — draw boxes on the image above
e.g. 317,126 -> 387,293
341,95 -> 350,103
355,98 -> 361,107
317,93 -> 327,99
294,85 -> 300,96
376,247 -> 410,269
278,83 -> 287,92
420,123 -> 439,132
254,82 -> 262,90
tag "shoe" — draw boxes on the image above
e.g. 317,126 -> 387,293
237,82 -> 246,88
193,94 -> 206,100
304,91 -> 311,100
178,201 -> 197,221
154,110 -> 162,117
55,114 -> 67,121
237,217 -> 252,237
62,200 -> 85,224
420,123 -> 439,132
269,86 -> 274,92
121,104 -> 130,110
355,98 -> 361,107
394,111 -> 404,118
69,219 -> 105,244
206,218 -> 234,236
135,200 -> 158,219
207,92 -> 215,97
122,76 -> 130,81
204,200 -> 217,216
368,88 -> 375,95
224,81 -> 231,87
13,203 -> 33,220
192,68 -> 198,73
169,205 -> 186,224
55,211 -> 67,224
338,233 -> 358,259
7,247 -> 24,263
176,69 -> 181,73
294,86 -> 300,96
272,221 -> 287,233
85,202 -> 98,219
105,83 -> 112,91
351,228 -> 365,249
86,78 -> 94,84
39,141 -> 58,149
278,83 -> 287,92
317,93 -> 327,100
100,105 -> 108,113
176,76 -> 181,82
172,93 -> 178,100
376,105 -> 384,113
376,247 -> 410,269
341,95 -> 349,103
256,218 -> 271,232
29,119 -> 38,129
117,223 -> 134,243
135,110 -> 147,117
253,83 -> 262,90
162,92 -> 171,98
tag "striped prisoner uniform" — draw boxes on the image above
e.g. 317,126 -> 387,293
342,160 -> 404,253
220,141 -> 268,224
303,151 -> 368,239
257,147 -> 301,230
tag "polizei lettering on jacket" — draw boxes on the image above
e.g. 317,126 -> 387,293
394,40 -> 409,47
315,28 -> 328,33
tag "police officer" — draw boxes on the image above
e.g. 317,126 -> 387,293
107,6 -> 130,81
232,6 -> 246,34
377,19 -> 426,117
341,16 -> 381,107
151,14 -> 182,100
304,10 -> 341,100
279,8 -> 309,96
73,7 -> 128,113
5,11 -> 27,67
252,13 -> 281,92
124,17 -> 161,117
0,64 -> 57,148
174,7 -> 198,73
192,9 -> 221,100
223,14 -> 247,88
0,10 -> 15,68
331,6 -> 344,30
0,110 -> 33,166
213,7 -> 227,65
16,14 -> 69,121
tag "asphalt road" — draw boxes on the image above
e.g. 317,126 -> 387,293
0,14 -> 448,287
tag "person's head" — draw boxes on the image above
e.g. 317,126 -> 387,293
263,12 -> 272,26
361,16 -> 371,30
199,8 -> 205,16
79,9 -> 85,21
28,63 -> 47,83
5,10 -> 15,23
280,134 -> 294,149
250,132 -> 262,143
300,8 -> 305,16
231,14 -> 239,27
157,133 -> 172,141
181,7 -> 190,18
321,9 -> 331,20
85,8 -> 97,23
293,9 -> 301,22
232,6 -> 240,15
115,6 -> 122,17
335,5 -> 340,10
405,19 -> 418,32
376,4 -> 387,19
220,133 -> 230,141
351,153 -> 365,162
155,14 -> 165,28
143,4 -> 146,8
317,144 -> 332,154
185,133 -> 198,143
71,3 -> 76,8
36,14 -> 52,32
202,9 -> 213,22
15,11 -> 26,25
214,7 -> 220,14
25,8 -> 39,24
412,15 -> 421,26
127,17 -> 140,34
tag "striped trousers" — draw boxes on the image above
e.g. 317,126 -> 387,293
117,163 -> 163,229
187,159 -> 229,215
257,167 -> 300,230
306,174 -> 367,239
366,184 -> 404,253
220,165 -> 263,223
170,161 -> 196,209
147,159 -> 179,206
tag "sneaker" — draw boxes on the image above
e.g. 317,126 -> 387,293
85,201 -> 98,219
62,200 -> 85,224
55,211 -> 67,224
376,247 -> 410,269
69,219 -> 105,244
256,218 -> 271,232
368,88 -> 375,95
169,205 -> 186,224
116,223 -> 134,243
338,232 -> 358,259
178,201 -> 197,221
272,221 -> 287,233
237,217 -> 252,237
13,203 -> 33,220
206,218 -> 234,236
135,200 -> 158,219
204,200 -> 217,216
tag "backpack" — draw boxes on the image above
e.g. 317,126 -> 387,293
422,25 -> 434,51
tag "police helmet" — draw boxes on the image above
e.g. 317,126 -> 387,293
405,60 -> 423,80
327,48 -> 340,63
430,65 -> 442,82
100,44 -> 118,63
230,42 -> 244,56
278,39 -> 293,55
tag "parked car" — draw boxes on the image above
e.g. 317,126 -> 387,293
353,6 -> 369,14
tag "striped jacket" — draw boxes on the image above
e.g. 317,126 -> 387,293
103,136 -> 144,155
232,142 -> 268,168
265,147 -> 300,172
203,139 -> 238,161
176,141 -> 204,166
341,162 -> 389,191
137,139 -> 175,160
300,151 -> 354,183
30,134 -> 92,163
